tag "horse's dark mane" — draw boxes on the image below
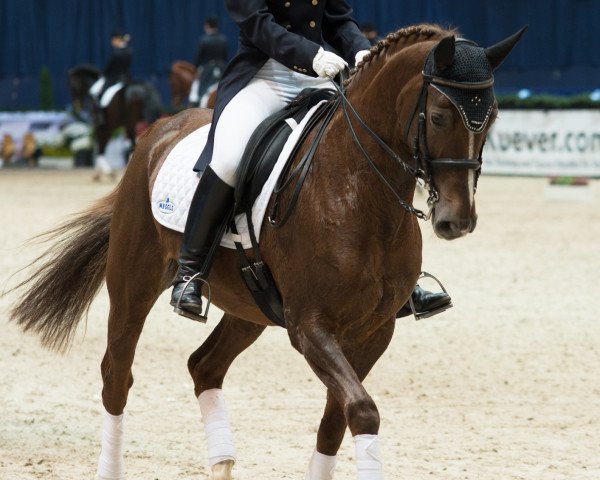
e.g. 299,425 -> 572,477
68,63 -> 100,78
349,24 -> 459,82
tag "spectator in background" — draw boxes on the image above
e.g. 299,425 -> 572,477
20,133 -> 41,167
1,134 -> 16,166
360,22 -> 381,46
189,16 -> 229,107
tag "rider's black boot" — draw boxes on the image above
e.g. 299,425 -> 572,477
396,284 -> 452,319
170,167 -> 234,321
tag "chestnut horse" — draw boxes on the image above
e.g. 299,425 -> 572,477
10,25 -> 524,479
169,60 -> 196,109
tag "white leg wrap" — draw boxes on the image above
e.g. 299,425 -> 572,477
198,389 -> 237,466
95,154 -> 112,175
354,434 -> 383,480
305,450 -> 337,480
97,408 -> 125,480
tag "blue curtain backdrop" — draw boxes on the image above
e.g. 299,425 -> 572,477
1,0 -> 599,108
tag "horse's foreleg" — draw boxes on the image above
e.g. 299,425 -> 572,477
188,314 -> 266,480
290,316 -> 390,480
93,124 -> 112,180
306,320 -> 396,479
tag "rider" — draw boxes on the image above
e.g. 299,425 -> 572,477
360,22 -> 381,46
89,31 -> 133,120
171,1 -> 451,321
189,16 -> 229,107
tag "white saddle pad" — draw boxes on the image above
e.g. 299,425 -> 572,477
100,82 -> 124,107
151,100 -> 326,249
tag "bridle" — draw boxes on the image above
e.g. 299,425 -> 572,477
404,64 -> 491,194
332,45 -> 491,220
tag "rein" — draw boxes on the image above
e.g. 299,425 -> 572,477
330,72 -> 434,220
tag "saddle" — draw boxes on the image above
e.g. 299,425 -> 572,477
234,87 -> 335,214
225,87 -> 338,327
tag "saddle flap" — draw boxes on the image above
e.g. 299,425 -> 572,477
234,88 -> 335,214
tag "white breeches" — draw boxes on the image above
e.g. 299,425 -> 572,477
210,59 -> 330,187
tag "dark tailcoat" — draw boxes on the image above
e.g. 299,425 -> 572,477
194,0 -> 371,171
103,46 -> 133,85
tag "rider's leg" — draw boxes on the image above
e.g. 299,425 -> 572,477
188,77 -> 200,107
171,76 -> 288,320
89,77 -> 106,124
171,60 -> 332,320
170,165 -> 234,319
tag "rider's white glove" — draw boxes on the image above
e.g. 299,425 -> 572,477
355,49 -> 370,66
312,48 -> 348,78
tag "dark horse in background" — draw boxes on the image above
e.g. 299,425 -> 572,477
14,25 -> 525,479
68,64 -> 163,167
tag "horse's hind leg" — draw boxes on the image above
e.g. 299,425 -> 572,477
306,320 -> 395,479
97,212 -> 168,479
187,314 -> 266,480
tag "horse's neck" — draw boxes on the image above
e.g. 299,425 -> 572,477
350,49 -> 425,157
324,52 -> 421,218
309,89 -> 419,245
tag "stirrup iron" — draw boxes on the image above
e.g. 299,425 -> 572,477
172,272 -> 212,323
409,271 -> 453,321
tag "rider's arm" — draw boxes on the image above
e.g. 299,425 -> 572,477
225,0 -> 321,76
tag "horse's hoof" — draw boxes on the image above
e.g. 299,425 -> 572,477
211,459 -> 234,480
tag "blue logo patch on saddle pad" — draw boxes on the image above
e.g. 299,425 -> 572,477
158,197 -> 176,215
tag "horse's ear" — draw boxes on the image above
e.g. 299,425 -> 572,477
434,35 -> 456,71
485,26 -> 528,70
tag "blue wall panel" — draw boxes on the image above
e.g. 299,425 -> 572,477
0,0 -> 598,109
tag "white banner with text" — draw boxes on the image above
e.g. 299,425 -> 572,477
484,110 -> 600,177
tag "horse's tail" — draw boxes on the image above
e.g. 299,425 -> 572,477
8,186 -> 119,353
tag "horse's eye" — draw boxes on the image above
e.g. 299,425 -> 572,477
431,113 -> 445,127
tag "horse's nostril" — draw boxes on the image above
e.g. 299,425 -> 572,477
434,218 -> 473,239
436,220 -> 453,236
458,218 -> 471,231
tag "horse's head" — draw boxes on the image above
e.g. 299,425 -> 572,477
67,64 -> 100,107
402,28 -> 526,239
